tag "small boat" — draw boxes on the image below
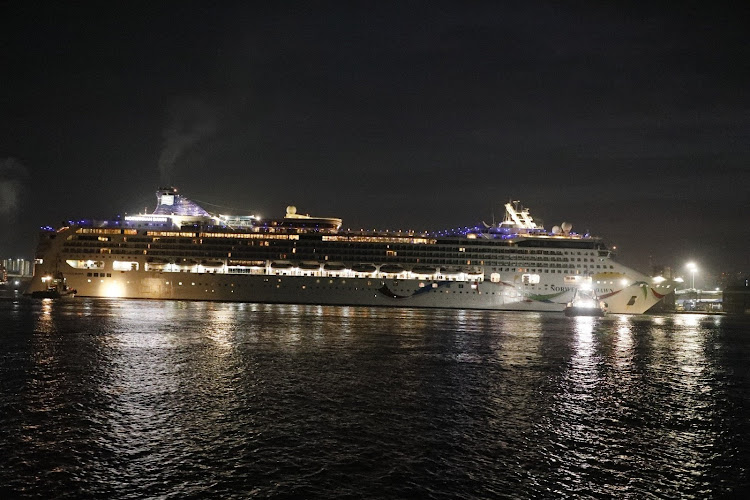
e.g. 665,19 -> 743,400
323,263 -> 346,271
31,285 -> 77,299
29,272 -> 77,299
564,286 -> 607,317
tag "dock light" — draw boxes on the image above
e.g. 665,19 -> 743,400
686,262 -> 698,289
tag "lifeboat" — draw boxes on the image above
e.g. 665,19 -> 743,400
201,260 -> 224,268
146,257 -> 172,270
440,267 -> 462,275
271,261 -> 294,269
352,264 -> 377,273
323,263 -> 346,271
379,264 -> 405,274
228,259 -> 266,267
299,262 -> 322,270
411,266 -> 437,275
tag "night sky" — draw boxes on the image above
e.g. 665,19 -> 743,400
2,2 -> 748,282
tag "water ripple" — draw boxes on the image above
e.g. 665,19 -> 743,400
1,299 -> 749,498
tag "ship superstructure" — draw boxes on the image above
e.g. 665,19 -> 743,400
28,187 -> 674,313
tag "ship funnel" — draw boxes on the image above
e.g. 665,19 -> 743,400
152,187 -> 211,217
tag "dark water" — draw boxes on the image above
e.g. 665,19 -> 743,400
1,297 -> 749,499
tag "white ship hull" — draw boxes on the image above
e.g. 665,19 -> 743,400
30,263 -> 670,314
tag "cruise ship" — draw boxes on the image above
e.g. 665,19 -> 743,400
28,187 -> 674,313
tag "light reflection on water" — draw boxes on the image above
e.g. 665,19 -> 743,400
1,298 -> 749,498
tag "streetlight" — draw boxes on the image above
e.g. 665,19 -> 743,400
686,262 -> 697,290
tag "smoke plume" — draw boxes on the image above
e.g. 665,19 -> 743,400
158,97 -> 218,185
0,157 -> 28,222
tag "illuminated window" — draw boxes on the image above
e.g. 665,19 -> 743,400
113,260 -> 139,271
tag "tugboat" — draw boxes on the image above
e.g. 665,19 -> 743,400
564,282 -> 607,317
29,272 -> 77,299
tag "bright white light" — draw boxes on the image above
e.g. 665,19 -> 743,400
124,215 -> 169,222
620,279 -> 629,286
652,276 -> 666,284
41,275 -> 52,283
685,262 -> 698,288
102,281 -> 124,298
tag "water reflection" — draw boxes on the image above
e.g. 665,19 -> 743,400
2,300 -> 748,498
205,305 -> 237,352
614,316 -> 634,369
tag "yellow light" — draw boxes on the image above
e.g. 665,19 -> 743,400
102,281 -> 124,298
